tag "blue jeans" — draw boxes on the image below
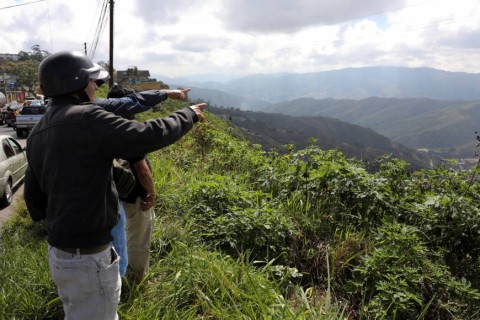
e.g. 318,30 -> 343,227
48,245 -> 121,320
111,202 -> 128,277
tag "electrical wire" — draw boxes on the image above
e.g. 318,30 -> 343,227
85,0 -> 106,55
89,0 -> 108,59
0,0 -> 44,10
88,0 -> 109,60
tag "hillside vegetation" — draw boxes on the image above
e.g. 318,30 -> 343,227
206,106 -> 437,170
1,99 -> 480,319
260,97 -> 480,158
180,67 -> 480,159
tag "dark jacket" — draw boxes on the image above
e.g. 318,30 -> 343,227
121,155 -> 151,204
24,96 -> 198,248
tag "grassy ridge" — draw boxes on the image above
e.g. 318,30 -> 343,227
1,99 -> 480,319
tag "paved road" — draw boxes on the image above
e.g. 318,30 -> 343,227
0,123 -> 27,229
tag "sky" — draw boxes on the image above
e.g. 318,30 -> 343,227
1,0 -> 480,80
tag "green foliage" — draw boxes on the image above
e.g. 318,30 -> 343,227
0,203 -> 62,319
185,175 -> 294,263
400,166 -> 480,287
3,60 -> 40,93
346,221 -> 480,319
18,45 -> 50,62
96,83 -> 110,98
256,147 -> 395,233
120,242 -> 339,320
2,98 -> 480,319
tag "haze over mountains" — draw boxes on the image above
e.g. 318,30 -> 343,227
165,66 -> 480,104
160,66 -> 480,165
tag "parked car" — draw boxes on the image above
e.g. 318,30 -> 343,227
27,99 -> 45,107
0,135 -> 27,206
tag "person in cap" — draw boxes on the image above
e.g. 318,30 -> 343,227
24,51 -> 206,320
95,85 -> 193,279
106,85 -> 157,284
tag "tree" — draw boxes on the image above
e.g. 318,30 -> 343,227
8,60 -> 40,94
18,45 -> 50,62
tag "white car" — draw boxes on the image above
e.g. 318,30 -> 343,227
0,135 -> 27,206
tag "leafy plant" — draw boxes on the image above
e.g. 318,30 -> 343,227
185,175 -> 294,263
346,221 -> 480,319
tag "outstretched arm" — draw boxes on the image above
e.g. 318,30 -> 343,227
94,96 -> 152,118
93,88 -> 192,118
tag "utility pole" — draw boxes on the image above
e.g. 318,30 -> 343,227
108,0 -> 114,88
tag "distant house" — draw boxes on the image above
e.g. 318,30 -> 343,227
139,81 -> 169,91
115,66 -> 152,85
0,53 -> 19,61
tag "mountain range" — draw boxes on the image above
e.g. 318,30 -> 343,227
259,97 -> 480,158
168,66 -> 480,106
162,66 -> 480,164
208,106 -> 437,170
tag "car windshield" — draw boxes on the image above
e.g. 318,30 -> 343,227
20,107 -> 46,115
29,100 -> 44,107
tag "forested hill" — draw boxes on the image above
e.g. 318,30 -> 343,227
207,106 -> 437,170
259,97 -> 480,157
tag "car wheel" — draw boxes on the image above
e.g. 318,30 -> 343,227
16,128 -> 24,138
0,180 -> 13,207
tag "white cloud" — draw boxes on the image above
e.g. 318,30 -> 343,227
0,0 -> 479,78
217,0 -> 407,33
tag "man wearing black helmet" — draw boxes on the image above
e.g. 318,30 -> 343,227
24,51 -> 206,320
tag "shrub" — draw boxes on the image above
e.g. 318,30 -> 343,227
185,175 -> 294,262
346,221 -> 480,319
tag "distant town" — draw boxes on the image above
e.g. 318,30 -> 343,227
0,51 -> 168,103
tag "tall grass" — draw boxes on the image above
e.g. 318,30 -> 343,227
2,102 -> 480,318
0,208 -> 344,319
0,202 -> 62,319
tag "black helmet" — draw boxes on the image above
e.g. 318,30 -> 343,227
38,51 -> 109,97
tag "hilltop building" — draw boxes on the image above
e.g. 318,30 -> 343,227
0,53 -> 19,61
115,66 -> 169,90
115,66 -> 152,85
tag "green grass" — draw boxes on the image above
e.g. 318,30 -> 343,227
0,208 -> 343,320
2,100 -> 480,319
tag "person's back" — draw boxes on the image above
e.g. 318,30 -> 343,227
24,51 -> 206,320
27,99 -> 125,246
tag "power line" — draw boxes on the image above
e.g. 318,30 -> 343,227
85,0 -> 106,55
0,0 -> 44,10
89,0 -> 109,60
